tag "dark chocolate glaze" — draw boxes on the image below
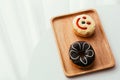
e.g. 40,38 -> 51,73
69,41 -> 95,67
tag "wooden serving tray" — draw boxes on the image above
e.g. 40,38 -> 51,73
51,9 -> 115,77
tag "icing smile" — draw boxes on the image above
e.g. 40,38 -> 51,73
76,18 -> 87,30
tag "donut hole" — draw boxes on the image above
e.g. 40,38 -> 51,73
78,50 -> 86,58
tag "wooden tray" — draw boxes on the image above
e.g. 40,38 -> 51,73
51,9 -> 115,77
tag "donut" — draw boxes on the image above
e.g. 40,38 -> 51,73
72,14 -> 95,37
69,41 -> 95,68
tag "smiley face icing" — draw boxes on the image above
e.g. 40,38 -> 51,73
73,14 -> 95,37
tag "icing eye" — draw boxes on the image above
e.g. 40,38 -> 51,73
81,21 -> 85,24
82,16 -> 86,19
87,21 -> 91,25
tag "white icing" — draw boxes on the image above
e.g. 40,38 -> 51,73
85,50 -> 94,57
78,42 -> 81,50
82,42 -> 94,57
82,42 -> 90,51
70,42 -> 81,60
69,50 -> 79,60
80,56 -> 87,65
71,42 -> 81,51
80,42 -> 94,65
72,44 -> 78,51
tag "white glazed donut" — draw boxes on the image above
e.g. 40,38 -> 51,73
73,14 -> 95,37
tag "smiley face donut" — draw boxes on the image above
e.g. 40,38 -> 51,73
73,14 -> 95,37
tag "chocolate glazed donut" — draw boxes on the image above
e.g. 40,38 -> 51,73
69,41 -> 95,67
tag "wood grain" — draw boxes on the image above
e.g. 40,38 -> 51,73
51,9 -> 115,77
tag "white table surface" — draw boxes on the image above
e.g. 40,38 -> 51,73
0,0 -> 120,80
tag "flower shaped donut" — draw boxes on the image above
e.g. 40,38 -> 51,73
73,14 -> 95,37
69,41 -> 95,67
